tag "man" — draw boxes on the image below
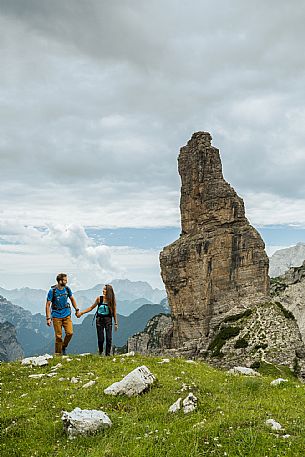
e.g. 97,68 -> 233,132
46,273 -> 79,355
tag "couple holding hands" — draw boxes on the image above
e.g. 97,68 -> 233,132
46,273 -> 118,356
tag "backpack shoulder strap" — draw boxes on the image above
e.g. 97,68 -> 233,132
51,285 -> 57,304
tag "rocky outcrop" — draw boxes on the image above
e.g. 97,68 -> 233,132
160,132 -> 269,349
0,295 -> 53,356
127,132 -> 305,378
271,262 -> 305,345
127,314 -> 173,354
269,243 -> 305,277
0,321 -> 24,361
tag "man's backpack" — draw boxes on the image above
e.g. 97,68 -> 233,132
51,285 -> 71,311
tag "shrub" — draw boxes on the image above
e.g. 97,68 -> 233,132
234,338 -> 249,349
208,326 -> 241,357
275,301 -> 295,320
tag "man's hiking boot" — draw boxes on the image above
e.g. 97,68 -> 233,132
62,347 -> 67,356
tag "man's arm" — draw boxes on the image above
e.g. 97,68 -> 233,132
70,296 -> 80,315
46,300 -> 52,327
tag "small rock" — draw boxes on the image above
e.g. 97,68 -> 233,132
228,366 -> 260,376
62,407 -> 112,438
185,360 -> 197,364
47,373 -> 57,378
270,378 -> 288,386
158,358 -> 170,364
59,377 -> 66,382
121,351 -> 135,357
21,354 -> 53,367
282,434 -> 291,439
104,365 -> 156,397
266,419 -> 283,431
51,363 -> 62,371
70,377 -> 79,384
79,353 -> 91,357
183,393 -> 197,414
28,374 -> 45,379
82,380 -> 96,389
168,398 -> 182,413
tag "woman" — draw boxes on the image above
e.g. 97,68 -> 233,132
78,284 -> 118,356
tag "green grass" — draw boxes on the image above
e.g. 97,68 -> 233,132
1,354 -> 305,456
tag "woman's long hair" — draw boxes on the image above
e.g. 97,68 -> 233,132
105,284 -> 116,315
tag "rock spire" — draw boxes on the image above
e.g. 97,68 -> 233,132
160,132 -> 269,348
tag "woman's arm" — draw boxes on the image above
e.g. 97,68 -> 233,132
113,301 -> 118,329
79,297 -> 99,316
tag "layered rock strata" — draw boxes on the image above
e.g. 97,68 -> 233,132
160,132 -> 269,349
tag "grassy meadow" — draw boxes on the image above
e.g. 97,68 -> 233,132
0,354 -> 305,456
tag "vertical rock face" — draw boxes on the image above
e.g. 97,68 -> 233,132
0,321 -> 24,362
160,132 -> 269,348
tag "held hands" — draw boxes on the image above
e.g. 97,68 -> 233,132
46,318 -> 52,327
76,310 -> 82,318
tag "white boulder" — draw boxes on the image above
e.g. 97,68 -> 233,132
228,366 -> 260,376
121,351 -> 135,357
183,393 -> 197,414
62,407 -> 112,438
168,398 -> 182,413
82,380 -> 96,389
21,354 -> 53,366
270,378 -> 288,386
266,419 -> 283,431
104,365 -> 156,397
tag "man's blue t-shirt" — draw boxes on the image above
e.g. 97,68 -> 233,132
47,286 -> 73,319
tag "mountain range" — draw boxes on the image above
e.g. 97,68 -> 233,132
0,294 -> 168,358
0,279 -> 166,316
269,242 -> 305,277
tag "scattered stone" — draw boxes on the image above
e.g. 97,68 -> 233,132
21,354 -> 53,366
185,360 -> 197,364
270,378 -> 288,386
28,374 -> 45,379
183,392 -> 197,414
70,377 -> 79,384
121,351 -> 135,357
82,380 -> 96,389
112,358 -> 116,362
168,398 -> 182,413
59,378 -> 66,382
104,365 -> 156,397
228,367 -> 261,376
51,363 -> 62,371
266,419 -> 283,431
282,434 -> 291,439
62,407 -> 112,438
79,353 -> 91,357
158,358 -> 170,364
20,393 -> 28,398
193,420 -> 207,428
66,358 -> 72,362
47,373 -> 57,378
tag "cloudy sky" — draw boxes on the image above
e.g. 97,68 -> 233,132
1,0 -> 305,291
